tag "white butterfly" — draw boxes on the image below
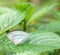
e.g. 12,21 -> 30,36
7,31 -> 29,45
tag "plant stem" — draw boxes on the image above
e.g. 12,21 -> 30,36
24,19 -> 26,31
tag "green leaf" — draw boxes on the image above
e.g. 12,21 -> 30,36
13,51 -> 37,55
0,7 -> 12,14
39,22 -> 60,32
30,31 -> 60,52
0,33 -> 6,40
14,3 -> 34,20
51,10 -> 60,21
14,3 -> 34,12
0,7 -> 26,34
27,3 -> 57,24
1,31 -> 60,55
0,36 -> 40,55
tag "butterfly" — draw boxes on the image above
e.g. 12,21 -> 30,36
7,31 -> 29,45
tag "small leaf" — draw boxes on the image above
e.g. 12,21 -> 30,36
15,3 -> 34,21
39,22 -> 60,32
27,3 -> 57,24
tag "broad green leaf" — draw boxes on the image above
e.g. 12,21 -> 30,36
39,22 -> 60,32
30,31 -> 60,52
1,32 -> 60,55
0,7 -> 26,34
27,3 -> 57,24
0,36 -> 40,55
51,10 -> 60,21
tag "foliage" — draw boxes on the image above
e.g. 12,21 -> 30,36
51,10 -> 60,21
27,3 -> 57,24
1,32 -> 60,55
0,2 -> 60,55
38,22 -> 60,32
0,7 -> 26,34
